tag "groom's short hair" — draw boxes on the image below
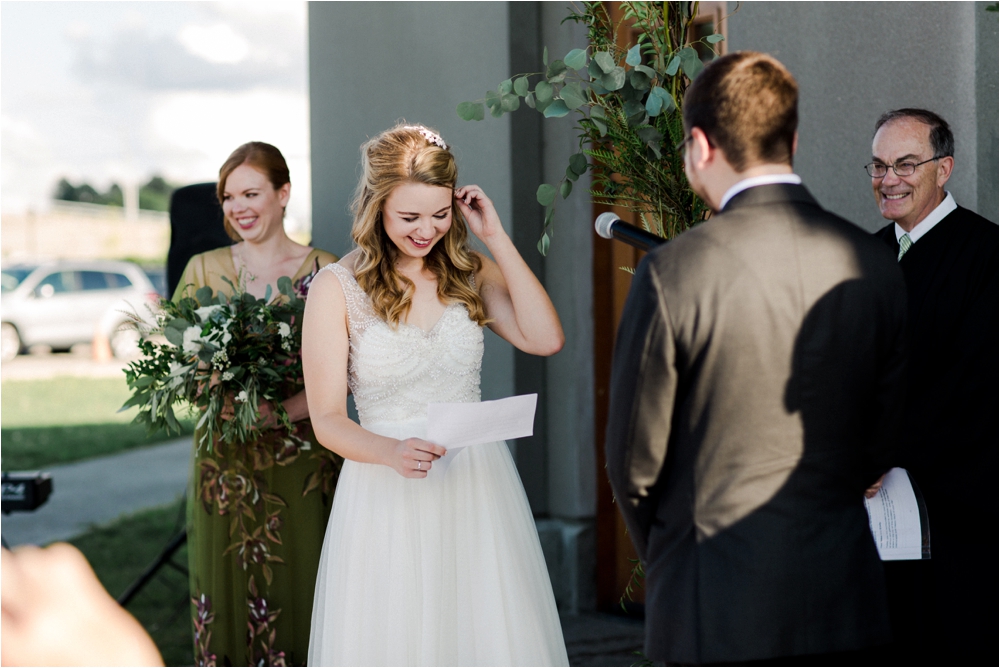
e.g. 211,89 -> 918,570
683,51 -> 798,172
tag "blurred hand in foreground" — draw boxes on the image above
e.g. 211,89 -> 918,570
1,543 -> 163,667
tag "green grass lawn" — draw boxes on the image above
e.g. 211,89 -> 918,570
1,377 -> 194,470
70,500 -> 194,667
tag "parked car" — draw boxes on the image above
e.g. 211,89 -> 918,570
1,260 -> 160,361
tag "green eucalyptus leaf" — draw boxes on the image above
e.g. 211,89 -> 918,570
634,64 -> 657,78
499,78 -> 513,95
164,327 -> 184,347
535,80 -> 554,104
630,69 -> 651,91
560,179 -> 573,199
666,55 -> 681,76
544,207 -> 555,226
601,67 -> 626,91
678,47 -> 699,64
457,101 -> 485,121
546,59 -> 568,83
490,104 -> 504,118
637,125 -> 663,144
501,93 -> 520,112
588,58 -> 604,80
624,100 -> 646,125
195,286 -> 213,305
485,89 -> 501,109
645,91 -> 663,117
542,99 -> 570,118
564,48 -> 587,70
682,55 -> 704,80
569,152 -> 588,176
625,44 -> 642,66
537,232 -> 550,256
706,34 -> 725,44
524,92 -> 536,109
566,165 -> 580,182
543,46 -> 548,66
593,51 -> 616,73
264,284 -> 272,303
513,76 -> 529,97
536,183 -> 557,206
560,82 -> 587,109
646,86 -> 672,117
661,92 -> 676,114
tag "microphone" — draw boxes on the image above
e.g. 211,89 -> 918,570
594,213 -> 666,251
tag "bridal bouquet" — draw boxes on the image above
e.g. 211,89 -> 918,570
121,277 -> 304,450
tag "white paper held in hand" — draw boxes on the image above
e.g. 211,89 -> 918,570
863,467 -> 923,560
426,394 -> 537,471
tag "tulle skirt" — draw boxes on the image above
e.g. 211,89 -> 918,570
308,418 -> 568,666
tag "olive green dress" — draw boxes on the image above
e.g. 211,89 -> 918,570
174,247 -> 341,667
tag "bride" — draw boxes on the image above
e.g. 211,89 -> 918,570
302,124 -> 569,666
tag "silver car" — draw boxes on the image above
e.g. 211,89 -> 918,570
1,260 -> 160,361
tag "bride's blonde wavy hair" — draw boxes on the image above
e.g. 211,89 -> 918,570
351,123 -> 488,327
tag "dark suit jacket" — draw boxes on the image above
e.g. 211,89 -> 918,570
875,206 -> 998,663
605,184 -> 908,664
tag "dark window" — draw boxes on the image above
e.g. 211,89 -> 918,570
35,271 -> 79,296
81,271 -> 110,291
104,272 -> 133,289
1,268 -> 35,293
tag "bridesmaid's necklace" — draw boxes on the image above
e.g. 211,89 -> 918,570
237,244 -> 259,285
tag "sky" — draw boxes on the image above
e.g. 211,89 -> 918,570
0,1 -> 311,230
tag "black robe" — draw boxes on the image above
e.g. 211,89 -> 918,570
875,205 -> 998,665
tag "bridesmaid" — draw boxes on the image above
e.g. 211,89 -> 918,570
174,142 -> 342,667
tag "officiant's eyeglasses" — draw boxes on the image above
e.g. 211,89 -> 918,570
865,156 -> 942,178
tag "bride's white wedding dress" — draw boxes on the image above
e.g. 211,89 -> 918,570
308,263 -> 568,666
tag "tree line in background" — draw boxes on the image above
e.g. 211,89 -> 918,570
53,176 -> 178,212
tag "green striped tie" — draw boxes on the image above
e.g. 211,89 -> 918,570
898,233 -> 912,261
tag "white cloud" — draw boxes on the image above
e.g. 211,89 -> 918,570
150,89 -> 307,159
1,1 -> 311,230
148,89 -> 311,222
178,23 -> 250,65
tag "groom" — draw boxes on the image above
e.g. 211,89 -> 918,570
605,52 -> 908,664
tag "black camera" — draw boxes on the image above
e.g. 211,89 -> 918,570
1,471 -> 53,513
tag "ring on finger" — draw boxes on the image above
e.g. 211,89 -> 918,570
416,461 -> 422,471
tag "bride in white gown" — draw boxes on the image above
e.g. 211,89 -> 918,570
302,124 -> 569,666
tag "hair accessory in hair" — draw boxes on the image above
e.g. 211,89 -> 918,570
404,125 -> 448,151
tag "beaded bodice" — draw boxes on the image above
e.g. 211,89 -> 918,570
319,263 -> 483,425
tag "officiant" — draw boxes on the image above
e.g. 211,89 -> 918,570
868,108 -> 998,666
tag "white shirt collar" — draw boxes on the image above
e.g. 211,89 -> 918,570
719,174 -> 803,211
894,191 -> 957,244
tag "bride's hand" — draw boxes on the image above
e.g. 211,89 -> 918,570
454,185 -> 506,243
390,438 -> 446,478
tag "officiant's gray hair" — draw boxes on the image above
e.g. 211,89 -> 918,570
874,108 -> 954,159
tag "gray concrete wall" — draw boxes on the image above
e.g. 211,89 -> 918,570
975,2 -> 998,221
308,1 -> 516,410
727,2 -> 999,231
537,3 -> 597,521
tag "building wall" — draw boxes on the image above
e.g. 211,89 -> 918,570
727,2 -> 999,230
308,1 -> 516,409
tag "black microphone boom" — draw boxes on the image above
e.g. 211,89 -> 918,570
594,213 -> 666,251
